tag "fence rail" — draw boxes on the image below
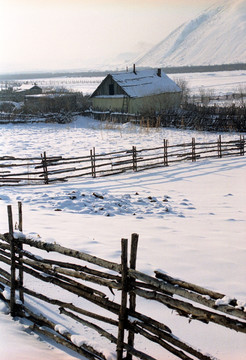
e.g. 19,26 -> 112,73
0,136 -> 245,186
0,203 -> 245,360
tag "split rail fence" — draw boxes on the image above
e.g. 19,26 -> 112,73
0,136 -> 245,186
0,203 -> 245,360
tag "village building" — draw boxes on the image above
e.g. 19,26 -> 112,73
0,85 -> 43,102
16,84 -> 43,96
90,67 -> 182,115
15,85 -> 43,101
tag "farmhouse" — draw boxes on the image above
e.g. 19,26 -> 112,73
90,66 -> 181,114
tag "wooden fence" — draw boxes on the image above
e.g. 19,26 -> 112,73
0,203 -> 245,360
0,136 -> 245,186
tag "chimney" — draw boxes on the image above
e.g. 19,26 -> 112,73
157,68 -> 161,77
133,64 -> 136,74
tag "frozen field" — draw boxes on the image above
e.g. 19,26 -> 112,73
0,117 -> 246,360
2,69 -> 246,96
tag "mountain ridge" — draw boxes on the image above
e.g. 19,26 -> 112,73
134,0 -> 246,68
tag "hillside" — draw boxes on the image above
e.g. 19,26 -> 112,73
135,0 -> 246,68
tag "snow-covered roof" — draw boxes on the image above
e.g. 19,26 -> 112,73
15,84 -> 41,92
111,69 -> 181,98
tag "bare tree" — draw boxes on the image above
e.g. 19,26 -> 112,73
174,77 -> 190,104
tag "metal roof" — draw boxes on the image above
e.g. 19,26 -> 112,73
111,69 -> 181,98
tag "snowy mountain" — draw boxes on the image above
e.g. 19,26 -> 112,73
135,0 -> 246,68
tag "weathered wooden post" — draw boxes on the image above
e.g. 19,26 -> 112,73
240,135 -> 245,156
132,146 -> 137,172
90,147 -> 96,178
18,201 -> 23,232
163,139 -> 168,166
90,149 -> 94,177
126,233 -> 139,360
8,205 -> 16,316
192,137 -> 196,162
218,135 -> 222,158
18,201 -> 24,304
41,151 -> 49,184
117,238 -> 128,360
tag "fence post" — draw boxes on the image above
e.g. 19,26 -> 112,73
192,137 -> 196,162
117,238 -> 128,360
41,151 -> 49,184
218,135 -> 222,158
132,146 -> 137,171
163,139 -> 168,166
90,147 -> 96,178
240,135 -> 244,156
90,149 -> 93,177
93,147 -> 96,177
126,233 -> 139,360
18,201 -> 24,304
8,205 -> 16,316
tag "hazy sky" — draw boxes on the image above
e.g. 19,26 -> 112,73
0,0 -> 217,73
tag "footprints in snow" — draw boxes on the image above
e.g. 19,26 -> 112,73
179,198 -> 196,210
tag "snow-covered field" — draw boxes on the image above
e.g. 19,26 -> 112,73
1,69 -> 246,97
171,70 -> 246,96
0,117 -> 246,360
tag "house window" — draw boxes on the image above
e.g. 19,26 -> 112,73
109,84 -> 114,95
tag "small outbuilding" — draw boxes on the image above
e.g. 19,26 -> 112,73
90,66 -> 181,114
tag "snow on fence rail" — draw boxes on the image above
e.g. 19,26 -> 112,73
0,136 -> 245,186
0,203 -> 245,360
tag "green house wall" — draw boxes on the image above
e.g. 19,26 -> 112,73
92,92 -> 181,114
92,96 -> 125,112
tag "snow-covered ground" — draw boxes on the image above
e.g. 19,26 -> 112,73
0,117 -> 246,360
171,70 -> 246,96
1,69 -> 246,97
0,308 -> 78,360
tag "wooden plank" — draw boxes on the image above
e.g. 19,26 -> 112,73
20,236 -> 121,272
133,288 -> 246,334
31,324 -> 99,360
155,271 -> 224,299
0,170 -> 44,177
129,269 -> 246,321
17,248 -> 121,280
22,257 -> 121,290
131,322 -> 211,360
60,307 -> 156,360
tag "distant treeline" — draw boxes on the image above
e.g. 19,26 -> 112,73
1,63 -> 246,81
163,63 -> 246,74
